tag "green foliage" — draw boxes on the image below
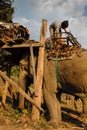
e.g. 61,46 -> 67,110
0,0 -> 14,22
11,109 -> 22,120
11,65 -> 19,77
21,109 -> 28,114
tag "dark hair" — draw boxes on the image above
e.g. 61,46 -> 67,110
61,20 -> 69,29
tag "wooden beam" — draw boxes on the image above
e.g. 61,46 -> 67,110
32,19 -> 47,120
30,42 -> 38,96
0,70 -> 44,112
1,41 -> 44,49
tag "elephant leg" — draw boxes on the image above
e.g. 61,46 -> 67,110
81,96 -> 87,116
43,88 -> 61,128
57,91 -> 62,122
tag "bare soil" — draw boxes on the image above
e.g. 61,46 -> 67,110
0,94 -> 86,130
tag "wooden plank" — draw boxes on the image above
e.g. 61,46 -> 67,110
0,70 -> 44,112
1,40 -> 44,49
32,19 -> 47,120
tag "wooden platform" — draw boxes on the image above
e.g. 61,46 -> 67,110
0,40 -> 44,49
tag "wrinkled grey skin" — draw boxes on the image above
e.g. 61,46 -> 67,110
43,49 -> 87,126
18,48 -> 87,127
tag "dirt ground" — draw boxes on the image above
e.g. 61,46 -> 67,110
0,94 -> 86,130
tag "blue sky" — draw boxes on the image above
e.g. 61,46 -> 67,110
13,0 -> 87,48
83,5 -> 87,16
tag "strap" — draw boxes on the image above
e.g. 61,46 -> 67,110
56,53 -> 58,83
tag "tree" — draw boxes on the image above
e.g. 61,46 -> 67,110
0,0 -> 14,22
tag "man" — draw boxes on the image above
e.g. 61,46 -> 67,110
49,20 -> 69,37
49,20 -> 69,48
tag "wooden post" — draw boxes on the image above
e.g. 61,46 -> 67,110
32,19 -> 47,120
2,81 -> 9,105
2,69 -> 10,105
30,42 -> 38,96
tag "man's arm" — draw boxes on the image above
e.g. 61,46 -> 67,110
63,28 -> 67,33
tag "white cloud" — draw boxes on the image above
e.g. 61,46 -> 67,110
14,17 -> 29,24
13,0 -> 87,48
69,17 -> 87,48
21,18 -> 29,24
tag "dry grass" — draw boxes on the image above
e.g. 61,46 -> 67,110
0,93 -> 86,130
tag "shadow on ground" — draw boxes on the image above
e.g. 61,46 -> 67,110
62,107 -> 84,127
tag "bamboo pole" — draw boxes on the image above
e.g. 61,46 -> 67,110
32,19 -> 47,120
0,70 -> 44,112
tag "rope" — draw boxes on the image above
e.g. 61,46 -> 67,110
56,53 -> 58,83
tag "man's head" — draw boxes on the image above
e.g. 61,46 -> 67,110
61,20 -> 69,29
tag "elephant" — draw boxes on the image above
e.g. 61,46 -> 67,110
18,46 -> 87,128
43,47 -> 87,127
